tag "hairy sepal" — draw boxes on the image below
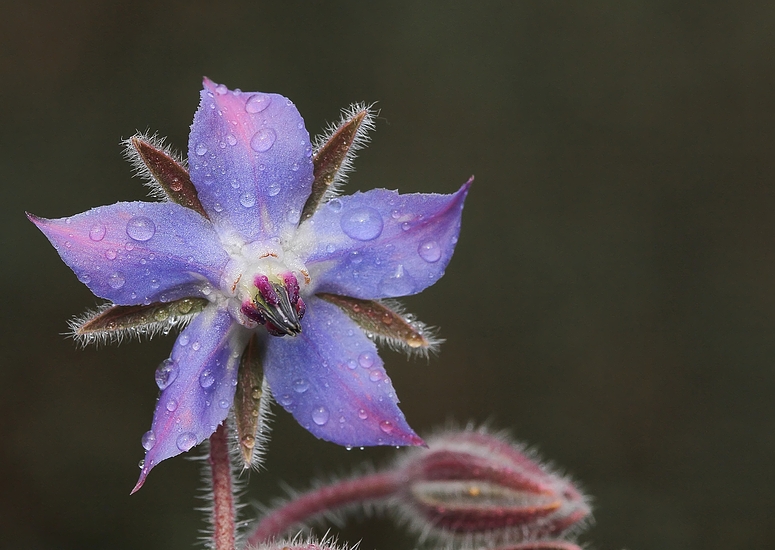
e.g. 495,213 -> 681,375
124,133 -> 209,218
231,334 -> 274,471
317,293 -> 441,357
302,104 -> 376,221
70,298 -> 208,346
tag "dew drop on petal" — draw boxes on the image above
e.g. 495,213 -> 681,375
218,399 -> 229,409
312,406 -> 330,426
250,128 -> 277,152
126,216 -> 156,241
141,430 -> 156,450
358,409 -> 368,420
293,379 -> 309,393
166,398 -> 178,412
195,143 -> 208,156
105,249 -> 117,260
192,341 -> 201,351
279,394 -> 293,406
379,420 -> 394,434
327,198 -> 343,212
108,272 -> 125,289
358,352 -> 375,369
89,224 -> 106,241
340,207 -> 383,241
150,278 -> 160,289
214,83 -> 228,95
369,369 -> 384,382
418,240 -> 442,262
79,273 -> 91,284
226,134 -> 237,146
178,334 -> 190,346
245,93 -> 272,113
267,181 -> 281,196
239,192 -> 256,207
199,369 -> 214,388
379,265 -> 416,296
176,432 -> 197,451
155,358 -> 178,389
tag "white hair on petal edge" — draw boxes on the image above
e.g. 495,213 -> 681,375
121,130 -> 187,201
67,302 -> 199,348
312,102 -> 377,201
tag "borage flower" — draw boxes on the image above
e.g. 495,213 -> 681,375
28,79 -> 471,491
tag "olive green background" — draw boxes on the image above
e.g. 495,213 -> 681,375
2,1 -> 774,549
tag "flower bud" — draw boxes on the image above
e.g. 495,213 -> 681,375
394,429 -> 591,544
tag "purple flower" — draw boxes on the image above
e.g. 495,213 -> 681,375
28,79 -> 470,491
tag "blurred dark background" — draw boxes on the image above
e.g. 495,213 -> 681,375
2,1 -> 774,549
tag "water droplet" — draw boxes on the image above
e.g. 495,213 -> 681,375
267,181 -> 281,196
379,420 -> 394,434
391,210 -> 401,219
226,134 -> 237,146
239,192 -> 256,207
105,249 -> 117,260
195,143 -> 208,156
176,432 -> 197,451
250,128 -> 277,152
153,308 -> 170,322
242,434 -> 256,449
340,207 -> 383,241
166,398 -> 178,412
141,430 -> 156,450
126,216 -> 156,241
312,406 -> 330,426
293,379 -> 309,393
213,202 -> 223,212
358,352 -> 375,369
178,334 -> 190,346
358,409 -> 368,420
369,369 -> 384,382
150,278 -> 160,289
401,222 -> 411,231
108,272 -> 125,289
125,242 -> 134,251
78,273 -> 91,284
379,265 -> 416,296
327,198 -> 343,212
89,224 -> 106,241
345,359 -> 357,370
218,399 -> 229,409
138,459 -> 145,469
199,369 -> 214,388
178,299 -> 194,314
214,83 -> 228,95
279,394 -> 293,406
192,341 -> 201,351
418,240 -> 442,263
245,93 -> 272,113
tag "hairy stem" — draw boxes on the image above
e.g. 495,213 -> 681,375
246,471 -> 403,545
209,424 -> 236,550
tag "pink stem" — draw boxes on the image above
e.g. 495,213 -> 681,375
209,424 -> 236,550
246,470 -> 403,546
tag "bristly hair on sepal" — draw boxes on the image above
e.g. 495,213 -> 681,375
229,375 -> 275,473
302,103 -> 377,221
245,532 -> 360,550
68,298 -> 207,348
317,293 -> 443,359
122,131 -> 185,200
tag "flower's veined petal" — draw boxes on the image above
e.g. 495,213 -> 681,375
28,202 -> 229,305
302,179 -> 471,299
263,297 -> 424,448
188,78 -> 314,241
133,305 -> 249,492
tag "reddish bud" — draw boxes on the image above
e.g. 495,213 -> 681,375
394,429 -> 591,544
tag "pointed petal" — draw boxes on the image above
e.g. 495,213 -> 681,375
133,306 -> 249,492
302,178 -> 471,299
28,201 -> 229,305
263,296 -> 424,448
188,78 -> 314,241
128,135 -> 208,218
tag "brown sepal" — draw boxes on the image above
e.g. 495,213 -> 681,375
317,293 -> 430,350
233,334 -> 267,468
130,136 -> 209,219
301,109 -> 368,221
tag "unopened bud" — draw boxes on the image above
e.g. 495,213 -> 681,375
395,429 -> 591,544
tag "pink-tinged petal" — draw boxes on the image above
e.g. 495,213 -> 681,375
28,202 -> 229,305
263,297 -> 424,448
303,178 -> 471,299
133,305 -> 249,492
188,78 -> 314,241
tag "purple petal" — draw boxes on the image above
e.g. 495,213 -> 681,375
263,296 -> 424,448
133,305 -> 249,492
188,78 -> 314,241
304,179 -> 471,299
28,202 -> 229,305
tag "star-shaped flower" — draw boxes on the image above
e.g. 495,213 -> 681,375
29,79 -> 470,491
